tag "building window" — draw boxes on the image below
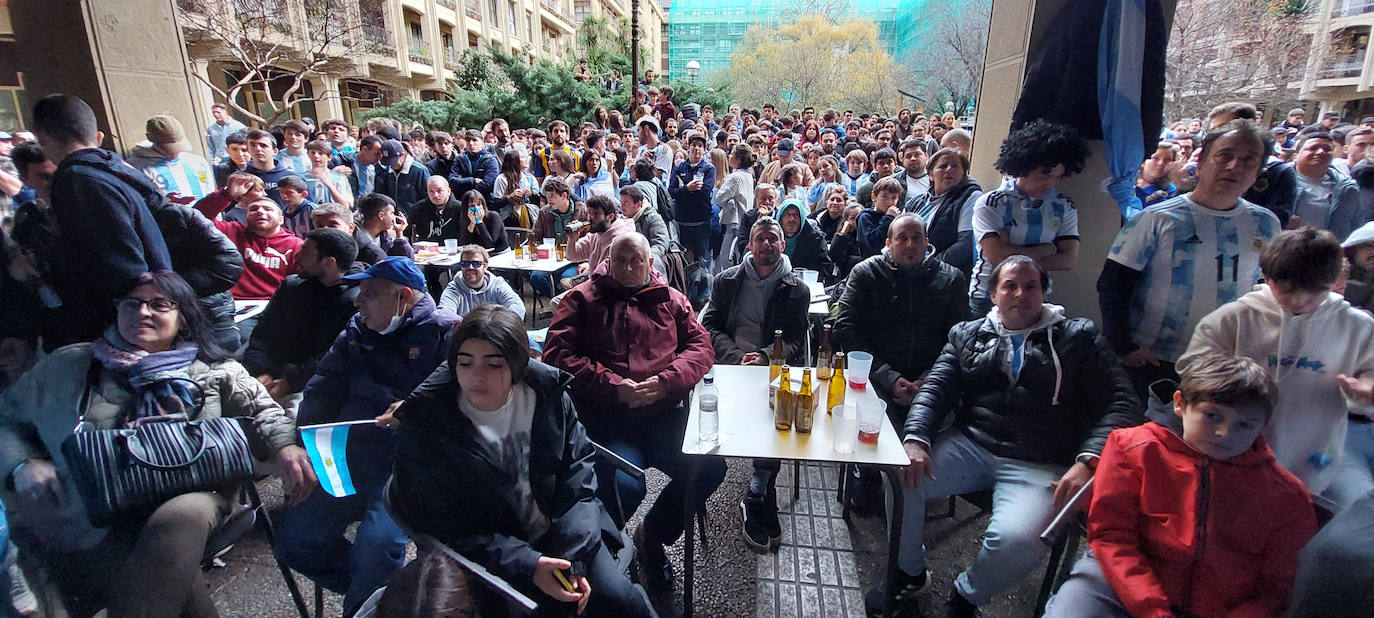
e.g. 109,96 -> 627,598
489,0 -> 500,26
510,1 -> 518,35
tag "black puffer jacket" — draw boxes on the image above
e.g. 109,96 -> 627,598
390,360 -> 619,581
833,248 -> 968,410
903,306 -> 1143,464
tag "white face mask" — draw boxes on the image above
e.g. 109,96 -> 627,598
378,290 -> 406,335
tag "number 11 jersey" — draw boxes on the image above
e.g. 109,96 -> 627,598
1108,195 -> 1280,363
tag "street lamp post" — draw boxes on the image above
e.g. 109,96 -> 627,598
686,59 -> 700,82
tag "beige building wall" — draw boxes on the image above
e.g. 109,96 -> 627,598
9,0 -> 206,156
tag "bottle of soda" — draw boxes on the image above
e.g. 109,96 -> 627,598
816,325 -> 834,379
699,372 -> 719,446
768,330 -> 785,383
828,352 -> 846,412
775,365 -> 794,431
796,368 -> 815,433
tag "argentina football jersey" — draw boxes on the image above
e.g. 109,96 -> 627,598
1107,194 -> 1279,362
969,176 -> 1079,303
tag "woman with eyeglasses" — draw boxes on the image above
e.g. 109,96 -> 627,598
0,270 -> 314,617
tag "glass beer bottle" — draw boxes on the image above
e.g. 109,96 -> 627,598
768,330 -> 785,383
828,352 -> 846,412
816,325 -> 834,379
775,365 -> 795,431
796,369 -> 815,433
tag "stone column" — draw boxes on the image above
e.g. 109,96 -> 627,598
967,0 -> 1176,323
9,0 -> 208,157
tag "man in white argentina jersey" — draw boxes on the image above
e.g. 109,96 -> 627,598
1098,119 -> 1281,401
126,114 -> 216,200
968,120 -> 1090,316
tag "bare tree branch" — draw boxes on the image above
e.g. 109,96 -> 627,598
176,0 -> 369,126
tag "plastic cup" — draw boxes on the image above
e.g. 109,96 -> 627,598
801,269 -> 819,285
847,351 -> 873,389
857,399 -> 882,445
832,404 -> 858,454
444,238 -> 459,254
544,237 -> 555,247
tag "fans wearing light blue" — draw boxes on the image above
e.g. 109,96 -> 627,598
127,114 -> 216,200
968,120 -> 1089,317
1099,119 -> 1281,401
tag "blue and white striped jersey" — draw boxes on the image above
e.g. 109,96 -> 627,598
969,176 -> 1079,301
140,152 -> 216,199
276,151 -> 311,175
1107,194 -> 1280,362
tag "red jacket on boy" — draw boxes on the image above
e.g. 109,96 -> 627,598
1088,422 -> 1318,618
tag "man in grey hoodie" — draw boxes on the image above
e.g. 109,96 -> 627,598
700,217 -> 810,554
437,244 -> 525,319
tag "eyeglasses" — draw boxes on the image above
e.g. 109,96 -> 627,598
116,297 -> 179,313
458,260 -> 487,269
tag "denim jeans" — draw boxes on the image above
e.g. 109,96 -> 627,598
889,429 -> 1064,605
715,222 -> 740,274
1326,419 -> 1374,509
678,221 -> 712,270
530,264 -> 580,298
275,482 -> 409,614
1043,550 -> 1132,618
584,407 -> 726,545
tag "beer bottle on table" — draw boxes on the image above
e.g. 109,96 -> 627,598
556,232 -> 567,260
816,325 -> 834,379
775,365 -> 795,431
828,352 -> 846,412
768,330 -> 785,383
796,368 -> 815,433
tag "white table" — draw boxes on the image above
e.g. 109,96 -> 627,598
485,251 -> 581,276
678,364 -> 910,617
807,280 -> 828,319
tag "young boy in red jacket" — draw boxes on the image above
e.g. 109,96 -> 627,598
1045,355 -> 1318,618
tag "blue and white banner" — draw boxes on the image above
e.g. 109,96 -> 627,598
299,420 -> 372,498
1099,0 -> 1148,220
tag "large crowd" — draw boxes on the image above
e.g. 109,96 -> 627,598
0,80 -> 1370,618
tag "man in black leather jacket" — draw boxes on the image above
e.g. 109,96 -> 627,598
866,255 -> 1142,617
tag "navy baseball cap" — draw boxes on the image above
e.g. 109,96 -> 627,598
343,256 -> 426,291
379,139 -> 406,167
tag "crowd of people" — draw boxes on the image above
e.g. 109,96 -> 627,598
0,80 -> 1370,618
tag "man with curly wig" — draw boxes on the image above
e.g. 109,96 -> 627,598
967,120 -> 1090,316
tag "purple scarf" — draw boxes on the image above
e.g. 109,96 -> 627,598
91,326 -> 200,425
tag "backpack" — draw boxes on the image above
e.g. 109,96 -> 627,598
659,241 -> 710,308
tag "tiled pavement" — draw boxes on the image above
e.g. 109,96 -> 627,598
758,461 -> 867,618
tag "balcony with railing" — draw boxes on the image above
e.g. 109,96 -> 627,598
437,0 -> 456,8
540,0 -> 575,32
1319,52 -> 1366,79
465,0 -> 482,20
409,42 -> 434,65
359,23 -> 395,55
1332,0 -> 1374,19
445,48 -> 460,69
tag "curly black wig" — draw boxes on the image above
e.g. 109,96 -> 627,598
995,120 -> 1091,178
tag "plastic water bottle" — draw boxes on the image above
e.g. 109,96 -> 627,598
699,373 -> 719,447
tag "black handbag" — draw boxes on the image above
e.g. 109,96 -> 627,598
59,361 -> 258,527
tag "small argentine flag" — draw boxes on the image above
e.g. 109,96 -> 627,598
300,420 -> 372,498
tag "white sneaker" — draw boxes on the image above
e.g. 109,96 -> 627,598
5,544 -> 37,616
